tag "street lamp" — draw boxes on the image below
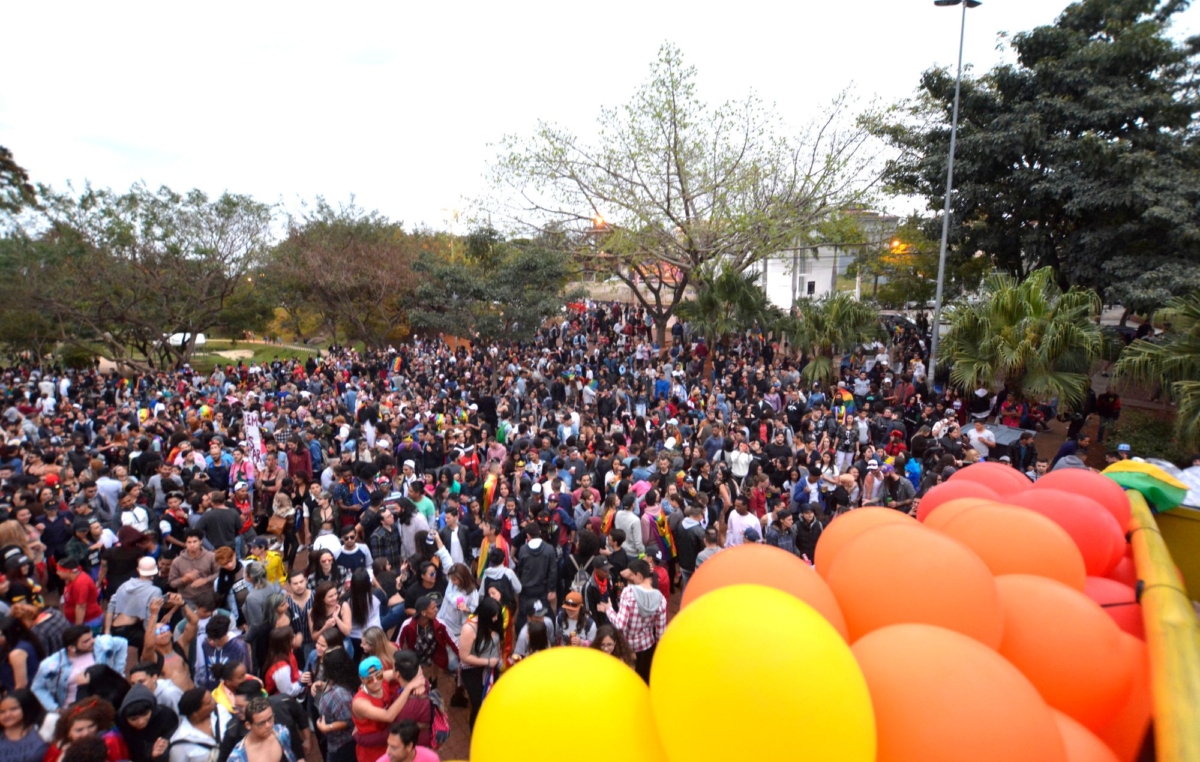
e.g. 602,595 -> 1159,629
927,0 -> 981,390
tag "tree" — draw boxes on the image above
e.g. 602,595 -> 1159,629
1113,291 -> 1200,450
873,215 -> 988,308
491,43 -> 882,343
0,146 -> 36,214
877,0 -> 1200,306
410,229 -> 579,344
676,264 -> 779,348
271,201 -> 427,349
784,293 -> 883,385
13,184 -> 273,369
941,267 -> 1103,406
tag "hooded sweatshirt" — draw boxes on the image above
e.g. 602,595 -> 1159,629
119,685 -> 180,762
630,585 -> 665,619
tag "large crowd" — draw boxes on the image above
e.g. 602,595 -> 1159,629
0,300 -> 1126,762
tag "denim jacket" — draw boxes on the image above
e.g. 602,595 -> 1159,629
32,634 -> 129,711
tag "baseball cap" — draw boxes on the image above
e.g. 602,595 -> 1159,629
251,537 -> 269,549
403,459 -> 416,469
1117,443 -> 1131,453
866,459 -> 879,470
358,657 -> 384,679
563,592 -> 583,609
72,519 -> 91,534
743,526 -> 761,543
138,557 -> 158,577
591,556 -> 611,572
233,481 -> 248,491
998,455 -> 1012,463
531,482 -> 542,494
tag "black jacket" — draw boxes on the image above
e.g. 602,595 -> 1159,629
673,519 -> 705,574
516,538 -> 557,596
117,685 -> 180,762
795,516 -> 824,562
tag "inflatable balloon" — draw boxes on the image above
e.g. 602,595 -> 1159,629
1094,634 -> 1151,762
922,497 -> 998,530
939,504 -> 1087,590
652,585 -> 875,762
680,543 -> 848,640
1053,711 -> 1120,762
813,507 -> 916,579
826,524 -> 1003,647
1083,577 -> 1144,640
472,647 -> 667,762
949,460 -> 1033,496
852,624 -> 1067,762
1008,489 -> 1124,576
995,575 -> 1134,732
915,480 -> 1000,522
1106,555 -> 1138,589
1034,469 -> 1132,532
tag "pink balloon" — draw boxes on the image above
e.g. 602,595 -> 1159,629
1084,577 -> 1144,640
1008,490 -> 1124,576
950,461 -> 1033,496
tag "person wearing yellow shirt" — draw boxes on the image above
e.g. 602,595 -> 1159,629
244,537 -> 287,586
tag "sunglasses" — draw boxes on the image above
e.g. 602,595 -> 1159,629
363,671 -> 384,684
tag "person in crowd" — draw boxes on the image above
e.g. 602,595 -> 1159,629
315,646 -> 359,762
116,684 -> 179,762
0,615 -> 42,693
608,558 -> 667,683
590,624 -> 636,669
350,657 -> 426,762
32,626 -> 129,713
457,597 -> 502,731
0,689 -> 46,762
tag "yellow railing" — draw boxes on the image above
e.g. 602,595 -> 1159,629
1128,491 -> 1200,762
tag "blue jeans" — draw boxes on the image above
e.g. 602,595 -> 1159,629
381,603 -> 407,636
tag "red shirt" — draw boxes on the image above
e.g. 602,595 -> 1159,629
63,571 -> 103,623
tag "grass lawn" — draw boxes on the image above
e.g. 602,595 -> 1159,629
187,340 -> 322,373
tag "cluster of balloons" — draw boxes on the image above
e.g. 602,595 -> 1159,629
469,464 -> 1150,762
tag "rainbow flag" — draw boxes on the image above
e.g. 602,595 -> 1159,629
482,472 -> 499,515
391,355 -> 403,374
601,509 -> 615,535
654,512 -> 677,558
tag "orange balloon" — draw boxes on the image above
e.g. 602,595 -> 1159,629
915,480 -> 1000,522
1094,634 -> 1151,762
950,460 -> 1033,496
1008,489 -> 1124,576
1053,710 -> 1120,762
813,507 -> 917,579
1083,577 -> 1144,640
1034,470 -> 1132,532
939,504 -> 1087,590
922,497 -> 998,529
680,543 -> 849,640
852,624 -> 1067,762
827,524 -> 1003,647
995,575 -> 1134,732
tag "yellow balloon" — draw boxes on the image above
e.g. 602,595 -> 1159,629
651,584 -> 875,762
472,647 -> 666,762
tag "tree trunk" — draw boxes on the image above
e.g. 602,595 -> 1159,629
1119,308 -> 1131,327
655,316 -> 669,348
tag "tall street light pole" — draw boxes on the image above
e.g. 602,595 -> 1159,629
927,0 -> 981,390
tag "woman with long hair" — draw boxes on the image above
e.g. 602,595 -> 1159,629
458,596 -> 503,730
590,624 -> 636,668
0,689 -> 46,762
337,569 -> 380,655
264,626 -> 302,697
45,696 -> 128,762
315,647 -> 359,762
359,627 -> 396,672
436,563 -> 479,645
1,557 -> 42,608
307,549 -> 347,591
308,582 -> 341,641
0,615 -> 43,692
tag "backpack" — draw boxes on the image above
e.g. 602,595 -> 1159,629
568,555 -> 592,595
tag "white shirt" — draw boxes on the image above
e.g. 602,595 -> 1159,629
967,427 -> 997,459
725,510 -> 760,548
448,527 -> 465,565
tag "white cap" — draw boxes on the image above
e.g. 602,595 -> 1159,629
867,460 -> 879,470
137,557 -> 158,577
531,482 -> 543,494
403,459 -> 416,469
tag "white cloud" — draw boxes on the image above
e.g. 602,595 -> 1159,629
4,0 -> 1197,229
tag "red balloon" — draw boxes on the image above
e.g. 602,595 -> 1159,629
916,480 -> 1000,522
1083,577 -> 1144,640
1107,556 -> 1138,589
1008,489 -> 1124,576
1053,710 -> 1120,762
1094,634 -> 1151,762
950,461 -> 1032,496
1034,470 -> 1132,532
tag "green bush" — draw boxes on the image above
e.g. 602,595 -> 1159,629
1108,408 -> 1194,466
58,344 -> 97,370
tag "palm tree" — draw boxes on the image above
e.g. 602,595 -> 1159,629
1113,291 -> 1200,450
785,292 -> 883,385
676,264 -> 777,348
941,267 -> 1102,407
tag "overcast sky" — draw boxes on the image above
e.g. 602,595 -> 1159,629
4,1 -> 1198,231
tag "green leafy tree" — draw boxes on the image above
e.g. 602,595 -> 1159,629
491,43 -> 882,343
1113,291 -> 1200,450
0,146 -> 37,214
784,293 -> 883,385
271,201 -> 427,348
941,267 -> 1103,405
877,0 -> 1200,304
677,264 -> 779,348
411,230 -> 580,344
874,215 -> 988,308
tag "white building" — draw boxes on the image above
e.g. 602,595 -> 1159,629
750,209 -> 899,309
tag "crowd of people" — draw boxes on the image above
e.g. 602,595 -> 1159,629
0,299 -> 1128,762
